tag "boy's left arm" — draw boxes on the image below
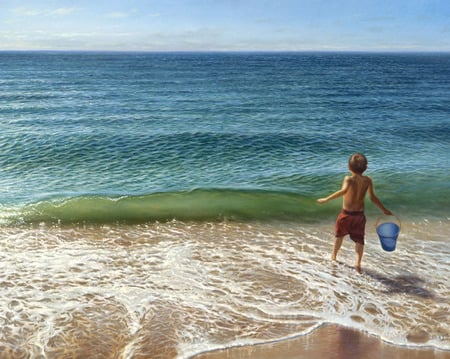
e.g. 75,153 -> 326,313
367,177 -> 393,215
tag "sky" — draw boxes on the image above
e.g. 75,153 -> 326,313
0,0 -> 449,52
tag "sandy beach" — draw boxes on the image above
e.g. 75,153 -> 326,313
194,324 -> 449,359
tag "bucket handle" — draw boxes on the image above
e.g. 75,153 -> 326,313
375,214 -> 401,231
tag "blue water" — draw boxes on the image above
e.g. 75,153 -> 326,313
0,52 -> 449,357
1,52 -> 449,224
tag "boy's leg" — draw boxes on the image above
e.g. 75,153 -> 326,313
332,236 -> 344,260
355,242 -> 364,272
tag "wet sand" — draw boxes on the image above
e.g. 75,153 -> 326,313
193,324 -> 449,359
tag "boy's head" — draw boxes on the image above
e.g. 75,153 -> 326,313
348,153 -> 368,174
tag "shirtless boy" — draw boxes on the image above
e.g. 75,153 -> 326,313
317,153 -> 392,272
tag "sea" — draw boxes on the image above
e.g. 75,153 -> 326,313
0,51 -> 449,358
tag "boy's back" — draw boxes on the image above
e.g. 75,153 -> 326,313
342,174 -> 371,212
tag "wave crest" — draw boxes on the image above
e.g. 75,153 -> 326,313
8,189 -> 331,225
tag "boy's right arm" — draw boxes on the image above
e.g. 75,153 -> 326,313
317,176 -> 350,204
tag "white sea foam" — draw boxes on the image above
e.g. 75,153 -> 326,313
0,219 -> 448,357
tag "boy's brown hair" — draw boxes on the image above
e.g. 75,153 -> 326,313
348,153 -> 368,174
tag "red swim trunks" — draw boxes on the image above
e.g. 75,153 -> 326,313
335,209 -> 366,245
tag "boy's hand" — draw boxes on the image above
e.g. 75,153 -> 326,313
383,209 -> 393,215
317,198 -> 327,204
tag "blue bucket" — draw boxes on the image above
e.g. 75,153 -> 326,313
376,221 -> 400,252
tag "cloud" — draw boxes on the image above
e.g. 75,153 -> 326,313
106,9 -> 138,19
12,7 -> 43,16
12,6 -> 77,17
106,11 -> 130,19
0,29 -> 135,50
50,8 -> 77,16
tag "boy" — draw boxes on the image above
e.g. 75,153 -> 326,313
317,153 -> 392,272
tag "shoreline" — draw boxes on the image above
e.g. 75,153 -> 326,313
192,324 -> 449,359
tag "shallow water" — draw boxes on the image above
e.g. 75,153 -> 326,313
0,219 -> 448,357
